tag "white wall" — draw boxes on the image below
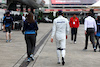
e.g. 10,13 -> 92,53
10,11 -> 28,16
0,9 -> 5,22
44,0 -> 50,5
36,0 -> 42,4
10,11 -> 20,15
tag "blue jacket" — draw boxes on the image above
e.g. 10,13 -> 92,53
96,21 -> 100,37
23,20 -> 38,34
3,16 -> 13,27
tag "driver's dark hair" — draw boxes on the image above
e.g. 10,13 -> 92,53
6,12 -> 10,16
58,10 -> 63,15
88,11 -> 92,16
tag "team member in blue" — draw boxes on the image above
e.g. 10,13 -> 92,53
4,12 -> 14,42
22,13 -> 38,62
96,16 -> 100,51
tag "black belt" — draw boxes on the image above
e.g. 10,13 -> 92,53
87,28 -> 94,29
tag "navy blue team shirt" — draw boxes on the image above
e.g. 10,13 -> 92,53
23,21 -> 38,34
3,16 -> 13,27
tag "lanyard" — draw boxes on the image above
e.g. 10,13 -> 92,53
73,18 -> 76,22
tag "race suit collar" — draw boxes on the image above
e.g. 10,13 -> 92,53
58,15 -> 63,17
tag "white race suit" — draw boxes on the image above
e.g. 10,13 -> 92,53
51,15 -> 69,48
51,15 -> 69,62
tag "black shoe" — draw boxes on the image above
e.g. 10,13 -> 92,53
94,47 -> 96,52
62,57 -> 65,65
96,45 -> 97,49
94,49 -> 96,52
83,48 -> 87,50
57,62 -> 60,64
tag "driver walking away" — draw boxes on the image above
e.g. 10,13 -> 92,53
51,10 -> 69,65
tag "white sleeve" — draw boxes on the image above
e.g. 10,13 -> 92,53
22,16 -> 26,21
66,19 -> 70,35
93,20 -> 97,32
84,19 -> 87,31
51,19 -> 56,38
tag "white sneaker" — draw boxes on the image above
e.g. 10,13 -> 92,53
74,41 -> 76,44
27,58 -> 31,62
30,54 -> 34,61
30,54 -> 33,57
9,39 -> 12,42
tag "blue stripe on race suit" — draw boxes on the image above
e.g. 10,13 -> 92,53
25,30 -> 36,34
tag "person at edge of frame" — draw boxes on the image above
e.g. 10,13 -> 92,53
83,11 -> 97,52
95,16 -> 100,52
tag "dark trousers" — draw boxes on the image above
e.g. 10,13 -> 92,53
95,36 -> 100,49
85,28 -> 95,49
71,28 -> 77,42
25,35 -> 36,58
5,26 -> 12,33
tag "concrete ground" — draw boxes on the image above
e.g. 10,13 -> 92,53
0,23 -> 100,67
33,24 -> 100,67
0,23 -> 52,67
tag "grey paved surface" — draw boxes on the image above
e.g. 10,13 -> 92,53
0,23 -> 100,67
0,23 -> 52,67
33,25 -> 100,67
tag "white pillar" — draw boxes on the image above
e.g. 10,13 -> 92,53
53,12 -> 56,17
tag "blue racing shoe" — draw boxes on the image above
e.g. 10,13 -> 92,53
6,40 -> 9,43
